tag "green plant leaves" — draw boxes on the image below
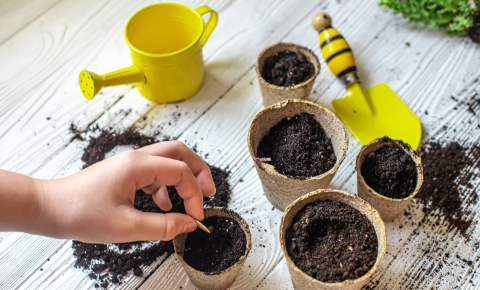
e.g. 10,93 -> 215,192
379,0 -> 479,36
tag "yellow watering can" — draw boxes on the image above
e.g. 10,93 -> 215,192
311,13 -> 421,150
79,3 -> 217,103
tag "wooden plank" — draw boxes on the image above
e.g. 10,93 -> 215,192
1,0 -> 480,289
157,0 -> 480,289
0,0 -> 61,44
256,258 -> 291,290
0,0 -> 343,288
0,0 -> 233,175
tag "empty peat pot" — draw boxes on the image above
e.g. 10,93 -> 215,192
355,137 -> 424,221
247,99 -> 348,211
255,42 -> 320,107
280,189 -> 387,290
173,207 -> 252,290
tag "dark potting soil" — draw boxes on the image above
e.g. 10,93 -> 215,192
261,50 -> 315,87
416,142 -> 479,236
360,137 -> 418,199
468,12 -> 480,43
70,127 -> 232,288
286,200 -> 378,283
257,113 -> 336,179
183,215 -> 247,274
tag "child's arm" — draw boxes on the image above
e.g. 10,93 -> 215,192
0,141 -> 216,243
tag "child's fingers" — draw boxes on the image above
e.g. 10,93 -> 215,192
141,183 -> 173,212
130,210 -> 197,241
141,181 -> 161,194
137,141 -> 216,197
151,186 -> 172,212
126,151 -> 204,220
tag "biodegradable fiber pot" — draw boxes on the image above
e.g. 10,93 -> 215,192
355,138 -> 424,221
255,42 -> 320,107
247,99 -> 348,211
280,189 -> 387,290
173,207 -> 252,290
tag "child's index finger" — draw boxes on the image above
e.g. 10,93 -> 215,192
138,141 -> 216,197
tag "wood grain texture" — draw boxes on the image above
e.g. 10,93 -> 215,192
1,0 -> 480,289
0,0 -> 62,45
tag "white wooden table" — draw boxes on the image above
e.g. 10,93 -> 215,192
1,0 -> 480,289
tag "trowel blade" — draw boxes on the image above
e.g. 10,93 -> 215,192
332,82 -> 421,150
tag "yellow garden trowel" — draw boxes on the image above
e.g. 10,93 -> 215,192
311,13 -> 421,150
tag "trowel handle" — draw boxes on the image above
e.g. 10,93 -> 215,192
311,13 -> 358,86
79,66 -> 145,100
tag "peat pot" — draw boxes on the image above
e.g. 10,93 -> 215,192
247,99 -> 348,211
173,207 -> 252,290
280,189 -> 387,290
355,138 -> 424,221
255,42 -> 320,107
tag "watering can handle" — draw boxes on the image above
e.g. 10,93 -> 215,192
311,13 -> 359,86
195,6 -> 218,46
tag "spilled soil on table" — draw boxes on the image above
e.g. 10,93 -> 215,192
70,126 -> 232,288
416,141 -> 479,236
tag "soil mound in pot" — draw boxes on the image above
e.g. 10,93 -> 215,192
261,50 -> 315,87
183,215 -> 247,274
257,112 -> 336,179
70,127 -> 232,288
360,137 -> 417,199
286,200 -> 378,283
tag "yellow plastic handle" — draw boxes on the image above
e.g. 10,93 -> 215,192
319,26 -> 357,82
312,13 -> 357,84
195,5 -> 218,46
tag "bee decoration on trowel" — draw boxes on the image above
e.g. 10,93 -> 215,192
311,13 -> 358,86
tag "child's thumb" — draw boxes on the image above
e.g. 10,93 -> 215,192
131,211 -> 198,241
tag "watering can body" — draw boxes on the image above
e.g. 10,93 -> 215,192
80,3 -> 217,103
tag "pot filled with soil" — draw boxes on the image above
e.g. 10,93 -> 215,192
248,99 -> 348,211
280,189 -> 386,290
356,136 -> 423,221
255,42 -> 320,107
173,207 -> 252,290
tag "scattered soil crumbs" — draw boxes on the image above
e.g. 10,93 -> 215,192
257,113 -> 336,179
183,215 -> 247,274
261,50 -> 315,87
286,200 -> 378,283
360,137 -> 418,199
416,142 -> 480,236
70,126 -> 232,288
468,12 -> 480,43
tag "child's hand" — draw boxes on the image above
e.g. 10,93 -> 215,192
0,141 -> 216,244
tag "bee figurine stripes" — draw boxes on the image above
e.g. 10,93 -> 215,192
313,14 -> 357,82
312,13 -> 422,150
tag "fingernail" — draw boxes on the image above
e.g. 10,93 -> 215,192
183,221 -> 197,233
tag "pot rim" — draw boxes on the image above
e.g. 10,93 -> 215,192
173,207 -> 252,276
247,99 -> 349,182
355,137 -> 424,202
280,189 -> 387,287
255,42 -> 321,91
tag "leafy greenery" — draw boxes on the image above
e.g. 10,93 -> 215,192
379,0 -> 479,35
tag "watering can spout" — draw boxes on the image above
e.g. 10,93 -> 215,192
79,66 -> 145,100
